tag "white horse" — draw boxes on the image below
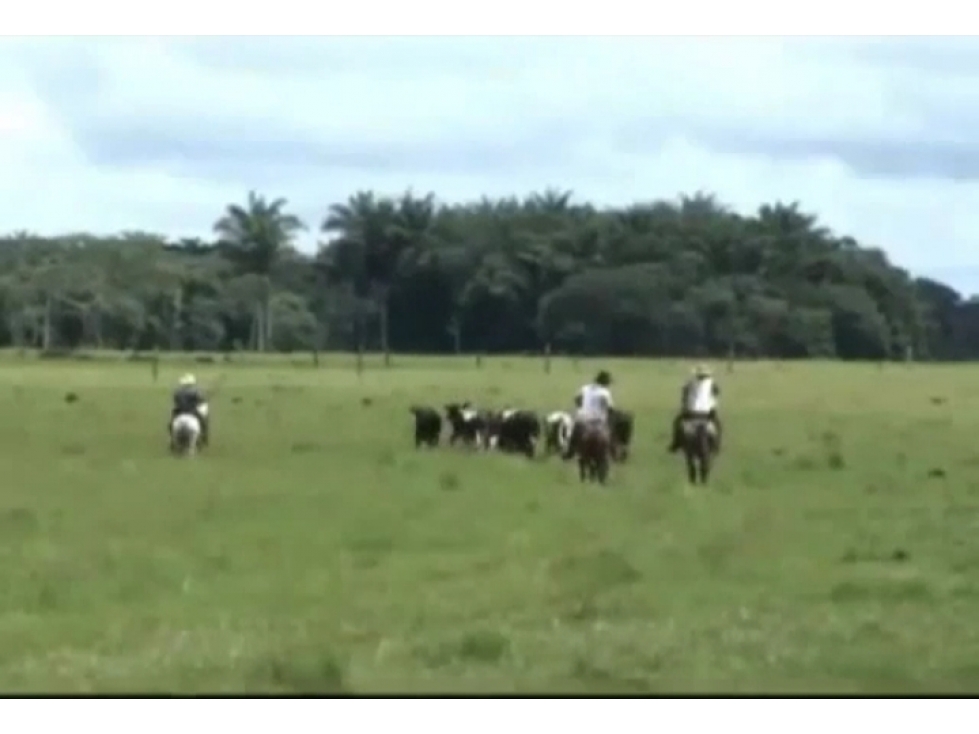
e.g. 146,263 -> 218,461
170,412 -> 203,457
544,411 -> 574,455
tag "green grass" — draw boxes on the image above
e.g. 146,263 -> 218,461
2,352 -> 979,693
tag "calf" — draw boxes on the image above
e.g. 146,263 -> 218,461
608,407 -> 634,462
444,402 -> 488,448
543,411 -> 574,455
409,405 -> 442,448
489,408 -> 541,458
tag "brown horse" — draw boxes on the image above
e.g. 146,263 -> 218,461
680,415 -> 718,484
577,419 -> 611,484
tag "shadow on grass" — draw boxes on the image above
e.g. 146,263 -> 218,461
248,648 -> 349,693
414,630 -> 511,669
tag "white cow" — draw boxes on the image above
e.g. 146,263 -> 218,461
544,411 -> 574,456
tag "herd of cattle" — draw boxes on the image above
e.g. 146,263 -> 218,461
409,402 -> 635,462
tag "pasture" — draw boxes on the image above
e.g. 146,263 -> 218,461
1,352 -> 978,693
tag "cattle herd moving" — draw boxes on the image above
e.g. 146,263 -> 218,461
165,376 -> 717,485
409,402 -> 636,484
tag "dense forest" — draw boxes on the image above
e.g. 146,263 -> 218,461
1,189 -> 977,361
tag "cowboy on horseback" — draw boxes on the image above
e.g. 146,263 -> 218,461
562,369 -> 614,461
170,373 -> 210,447
668,364 -> 721,453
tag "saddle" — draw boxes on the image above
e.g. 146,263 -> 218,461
682,414 -> 716,435
579,418 -> 611,445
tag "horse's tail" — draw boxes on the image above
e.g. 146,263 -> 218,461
695,420 -> 714,455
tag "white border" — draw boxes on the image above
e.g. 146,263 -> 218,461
8,697 -> 976,731
2,0 -> 974,35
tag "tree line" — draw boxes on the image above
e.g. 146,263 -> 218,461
1,189 -> 977,362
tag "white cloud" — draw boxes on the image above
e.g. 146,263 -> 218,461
2,35 -> 979,292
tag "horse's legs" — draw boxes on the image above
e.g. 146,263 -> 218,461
685,452 -> 696,483
701,450 -> 712,483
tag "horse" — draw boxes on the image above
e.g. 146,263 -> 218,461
679,415 -> 718,484
170,412 -> 203,457
577,419 -> 611,484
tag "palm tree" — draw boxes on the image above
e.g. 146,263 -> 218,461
213,191 -> 305,351
322,190 -> 437,365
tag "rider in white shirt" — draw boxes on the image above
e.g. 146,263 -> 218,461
563,370 -> 614,460
669,364 -> 721,452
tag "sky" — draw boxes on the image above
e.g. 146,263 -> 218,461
2,36 -> 979,295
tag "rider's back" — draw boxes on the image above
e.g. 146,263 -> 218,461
173,385 -> 202,413
578,383 -> 612,420
685,378 -> 717,415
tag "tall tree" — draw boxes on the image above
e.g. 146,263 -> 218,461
213,191 -> 305,351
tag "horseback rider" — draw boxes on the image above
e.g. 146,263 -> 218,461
668,364 -> 721,453
562,369 -> 614,460
170,373 -> 210,446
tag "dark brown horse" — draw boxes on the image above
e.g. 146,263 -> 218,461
680,415 -> 718,484
577,419 -> 611,484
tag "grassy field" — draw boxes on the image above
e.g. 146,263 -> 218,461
1,351 -> 978,693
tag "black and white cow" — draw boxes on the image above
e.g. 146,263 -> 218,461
444,402 -> 488,448
410,405 -> 442,448
487,408 -> 541,458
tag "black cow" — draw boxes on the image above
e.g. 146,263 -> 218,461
410,405 -> 442,448
487,408 -> 541,458
444,402 -> 488,448
608,408 -> 634,462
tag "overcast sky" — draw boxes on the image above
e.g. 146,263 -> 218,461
2,36 -> 978,294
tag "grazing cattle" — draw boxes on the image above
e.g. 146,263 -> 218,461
410,405 -> 442,448
608,408 -> 634,462
577,418 -> 611,484
445,402 -> 488,448
544,411 -> 574,455
170,412 -> 202,457
678,414 -> 718,484
488,408 -> 541,458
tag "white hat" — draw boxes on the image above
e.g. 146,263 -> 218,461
178,373 -> 197,386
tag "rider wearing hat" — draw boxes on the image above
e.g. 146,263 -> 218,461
562,369 -> 614,460
170,373 -> 210,446
669,364 -> 721,453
